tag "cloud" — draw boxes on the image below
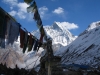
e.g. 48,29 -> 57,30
3,0 -> 32,20
16,2 -> 29,19
17,11 -> 26,19
39,6 -> 48,18
53,7 -> 64,14
8,3 -> 29,19
3,0 -> 51,20
56,22 -> 79,30
9,10 -> 17,16
52,7 -> 68,19
17,2 -> 29,13
3,0 -> 50,20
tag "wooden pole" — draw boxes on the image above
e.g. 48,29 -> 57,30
46,38 -> 53,75
48,62 -> 51,75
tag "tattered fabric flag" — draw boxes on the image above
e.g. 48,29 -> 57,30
0,15 -> 9,48
33,10 -> 40,20
40,26 -> 45,35
36,17 -> 42,29
30,37 -> 35,50
0,39 -> 5,48
33,40 -> 38,51
24,0 -> 33,4
0,8 -> 6,39
7,21 -> 20,45
23,32 -> 29,53
16,23 -> 21,40
37,20 -> 42,29
37,41 -> 42,50
20,28 -> 25,48
28,34 -> 35,52
39,33 -> 44,43
27,1 -> 37,13
39,26 -> 45,42
37,18 -> 42,26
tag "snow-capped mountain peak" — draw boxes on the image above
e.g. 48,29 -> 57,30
31,22 -> 77,53
32,22 -> 76,47
87,21 -> 100,31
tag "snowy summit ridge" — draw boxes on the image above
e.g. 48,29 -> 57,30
32,21 -> 76,46
87,21 -> 100,31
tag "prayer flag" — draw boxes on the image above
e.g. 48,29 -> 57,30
27,1 -> 37,13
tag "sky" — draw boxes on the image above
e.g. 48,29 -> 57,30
0,0 -> 100,36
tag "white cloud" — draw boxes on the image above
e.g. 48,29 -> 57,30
9,10 -> 17,16
53,7 -> 64,14
3,0 -> 31,20
56,22 -> 79,30
16,2 -> 29,19
17,2 -> 29,13
39,6 -> 48,18
3,0 -> 49,20
17,11 -> 26,19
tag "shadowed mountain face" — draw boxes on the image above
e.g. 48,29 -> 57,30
55,21 -> 100,68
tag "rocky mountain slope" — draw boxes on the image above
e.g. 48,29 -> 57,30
55,21 -> 100,68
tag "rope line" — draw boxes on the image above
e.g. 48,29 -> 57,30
25,52 -> 42,69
